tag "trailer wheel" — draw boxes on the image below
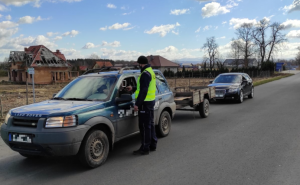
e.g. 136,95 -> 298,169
156,111 -> 171,137
78,130 -> 109,168
199,99 -> 209,118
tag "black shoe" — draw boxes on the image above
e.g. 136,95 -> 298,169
133,150 -> 149,155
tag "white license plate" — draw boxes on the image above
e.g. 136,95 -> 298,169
9,133 -> 32,143
216,95 -> 224,97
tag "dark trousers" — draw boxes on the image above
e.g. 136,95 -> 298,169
138,101 -> 157,151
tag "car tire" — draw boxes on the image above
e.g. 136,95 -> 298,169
237,90 -> 244,103
156,111 -> 171,138
78,130 -> 109,168
19,153 -> 42,159
248,87 -> 254,99
199,99 -> 209,118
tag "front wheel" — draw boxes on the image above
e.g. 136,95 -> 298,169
78,130 -> 109,168
248,87 -> 254,99
199,99 -> 209,118
237,90 -> 244,103
156,111 -> 171,137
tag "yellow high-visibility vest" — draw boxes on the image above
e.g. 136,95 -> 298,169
135,67 -> 156,101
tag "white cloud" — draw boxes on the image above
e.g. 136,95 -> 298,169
195,27 -> 201,33
107,3 -> 116,9
18,16 -> 45,24
54,36 -> 62,40
202,2 -> 230,18
196,0 -> 216,2
100,48 -> 142,60
215,26 -> 218,30
0,14 -> 2,18
217,36 -> 226,39
281,19 -> 300,29
47,32 -> 59,37
62,30 -> 79,37
121,6 -> 127,10
60,48 -> 84,59
222,21 -> 227,24
145,22 -> 180,37
122,11 -> 134,16
82,42 -> 99,49
170,9 -> 190,15
203,25 -> 212,31
99,26 -> 108,31
286,30 -> 300,38
0,27 -> 18,39
123,26 -> 135,31
108,23 -> 130,30
229,18 -> 258,29
0,35 -> 57,50
155,46 -> 202,60
0,21 -> 18,29
102,41 -> 121,47
0,0 -> 39,6
172,30 -> 179,35
5,15 -> 11,20
282,0 -> 300,13
0,4 -> 8,11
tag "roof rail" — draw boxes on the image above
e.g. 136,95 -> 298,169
118,67 -> 139,74
82,67 -> 113,75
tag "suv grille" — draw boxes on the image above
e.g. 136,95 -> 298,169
13,117 -> 39,128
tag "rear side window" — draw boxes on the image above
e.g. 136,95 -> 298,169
156,73 -> 170,94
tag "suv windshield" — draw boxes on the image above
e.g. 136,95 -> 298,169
214,75 -> 241,83
54,76 -> 117,101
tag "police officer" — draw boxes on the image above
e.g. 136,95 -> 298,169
127,56 -> 157,155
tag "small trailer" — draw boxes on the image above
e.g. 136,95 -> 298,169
174,86 -> 216,118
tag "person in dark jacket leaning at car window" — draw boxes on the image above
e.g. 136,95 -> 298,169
126,55 -> 157,155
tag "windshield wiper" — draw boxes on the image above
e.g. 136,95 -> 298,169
65,98 -> 89,101
52,97 -> 65,100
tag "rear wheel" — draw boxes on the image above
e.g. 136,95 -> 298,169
248,87 -> 254,99
156,111 -> 171,137
78,130 -> 109,168
199,99 -> 209,118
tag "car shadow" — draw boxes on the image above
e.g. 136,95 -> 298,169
210,98 -> 250,105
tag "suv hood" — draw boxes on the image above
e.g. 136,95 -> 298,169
11,100 -> 104,118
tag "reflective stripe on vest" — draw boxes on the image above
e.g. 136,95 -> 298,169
135,67 -> 156,101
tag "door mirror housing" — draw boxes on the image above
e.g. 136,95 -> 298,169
116,94 -> 132,104
53,93 -> 57,98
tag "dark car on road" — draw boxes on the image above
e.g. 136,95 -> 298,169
208,73 -> 254,103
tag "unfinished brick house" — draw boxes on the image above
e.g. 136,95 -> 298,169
8,45 -> 76,84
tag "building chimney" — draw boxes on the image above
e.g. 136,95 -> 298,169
56,50 -> 60,54
24,47 -> 28,52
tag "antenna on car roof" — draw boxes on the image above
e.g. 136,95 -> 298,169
82,67 -> 113,75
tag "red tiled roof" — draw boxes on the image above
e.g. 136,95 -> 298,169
80,66 -> 88,71
94,61 -> 113,68
147,55 -> 179,67
53,52 -> 66,61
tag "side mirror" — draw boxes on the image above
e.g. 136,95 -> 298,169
116,94 -> 132,104
53,93 -> 57,97
209,80 -> 213,84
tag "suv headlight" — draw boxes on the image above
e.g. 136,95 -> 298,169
228,88 -> 238,93
45,115 -> 77,128
4,112 -> 11,125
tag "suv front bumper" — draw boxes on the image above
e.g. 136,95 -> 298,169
1,117 -> 90,156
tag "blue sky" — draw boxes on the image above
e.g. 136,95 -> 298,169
0,0 -> 299,62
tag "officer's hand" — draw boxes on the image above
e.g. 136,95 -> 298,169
126,86 -> 132,91
134,105 -> 138,112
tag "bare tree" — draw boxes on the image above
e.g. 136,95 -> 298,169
88,53 -> 100,59
230,39 -> 243,68
252,19 -> 270,64
202,37 -> 219,70
266,22 -> 287,62
236,23 -> 256,67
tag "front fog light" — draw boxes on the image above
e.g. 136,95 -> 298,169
45,115 -> 77,128
4,112 -> 11,125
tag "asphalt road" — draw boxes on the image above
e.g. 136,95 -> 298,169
1,73 -> 300,185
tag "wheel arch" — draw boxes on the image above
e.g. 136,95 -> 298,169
155,102 -> 173,125
83,116 -> 115,151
